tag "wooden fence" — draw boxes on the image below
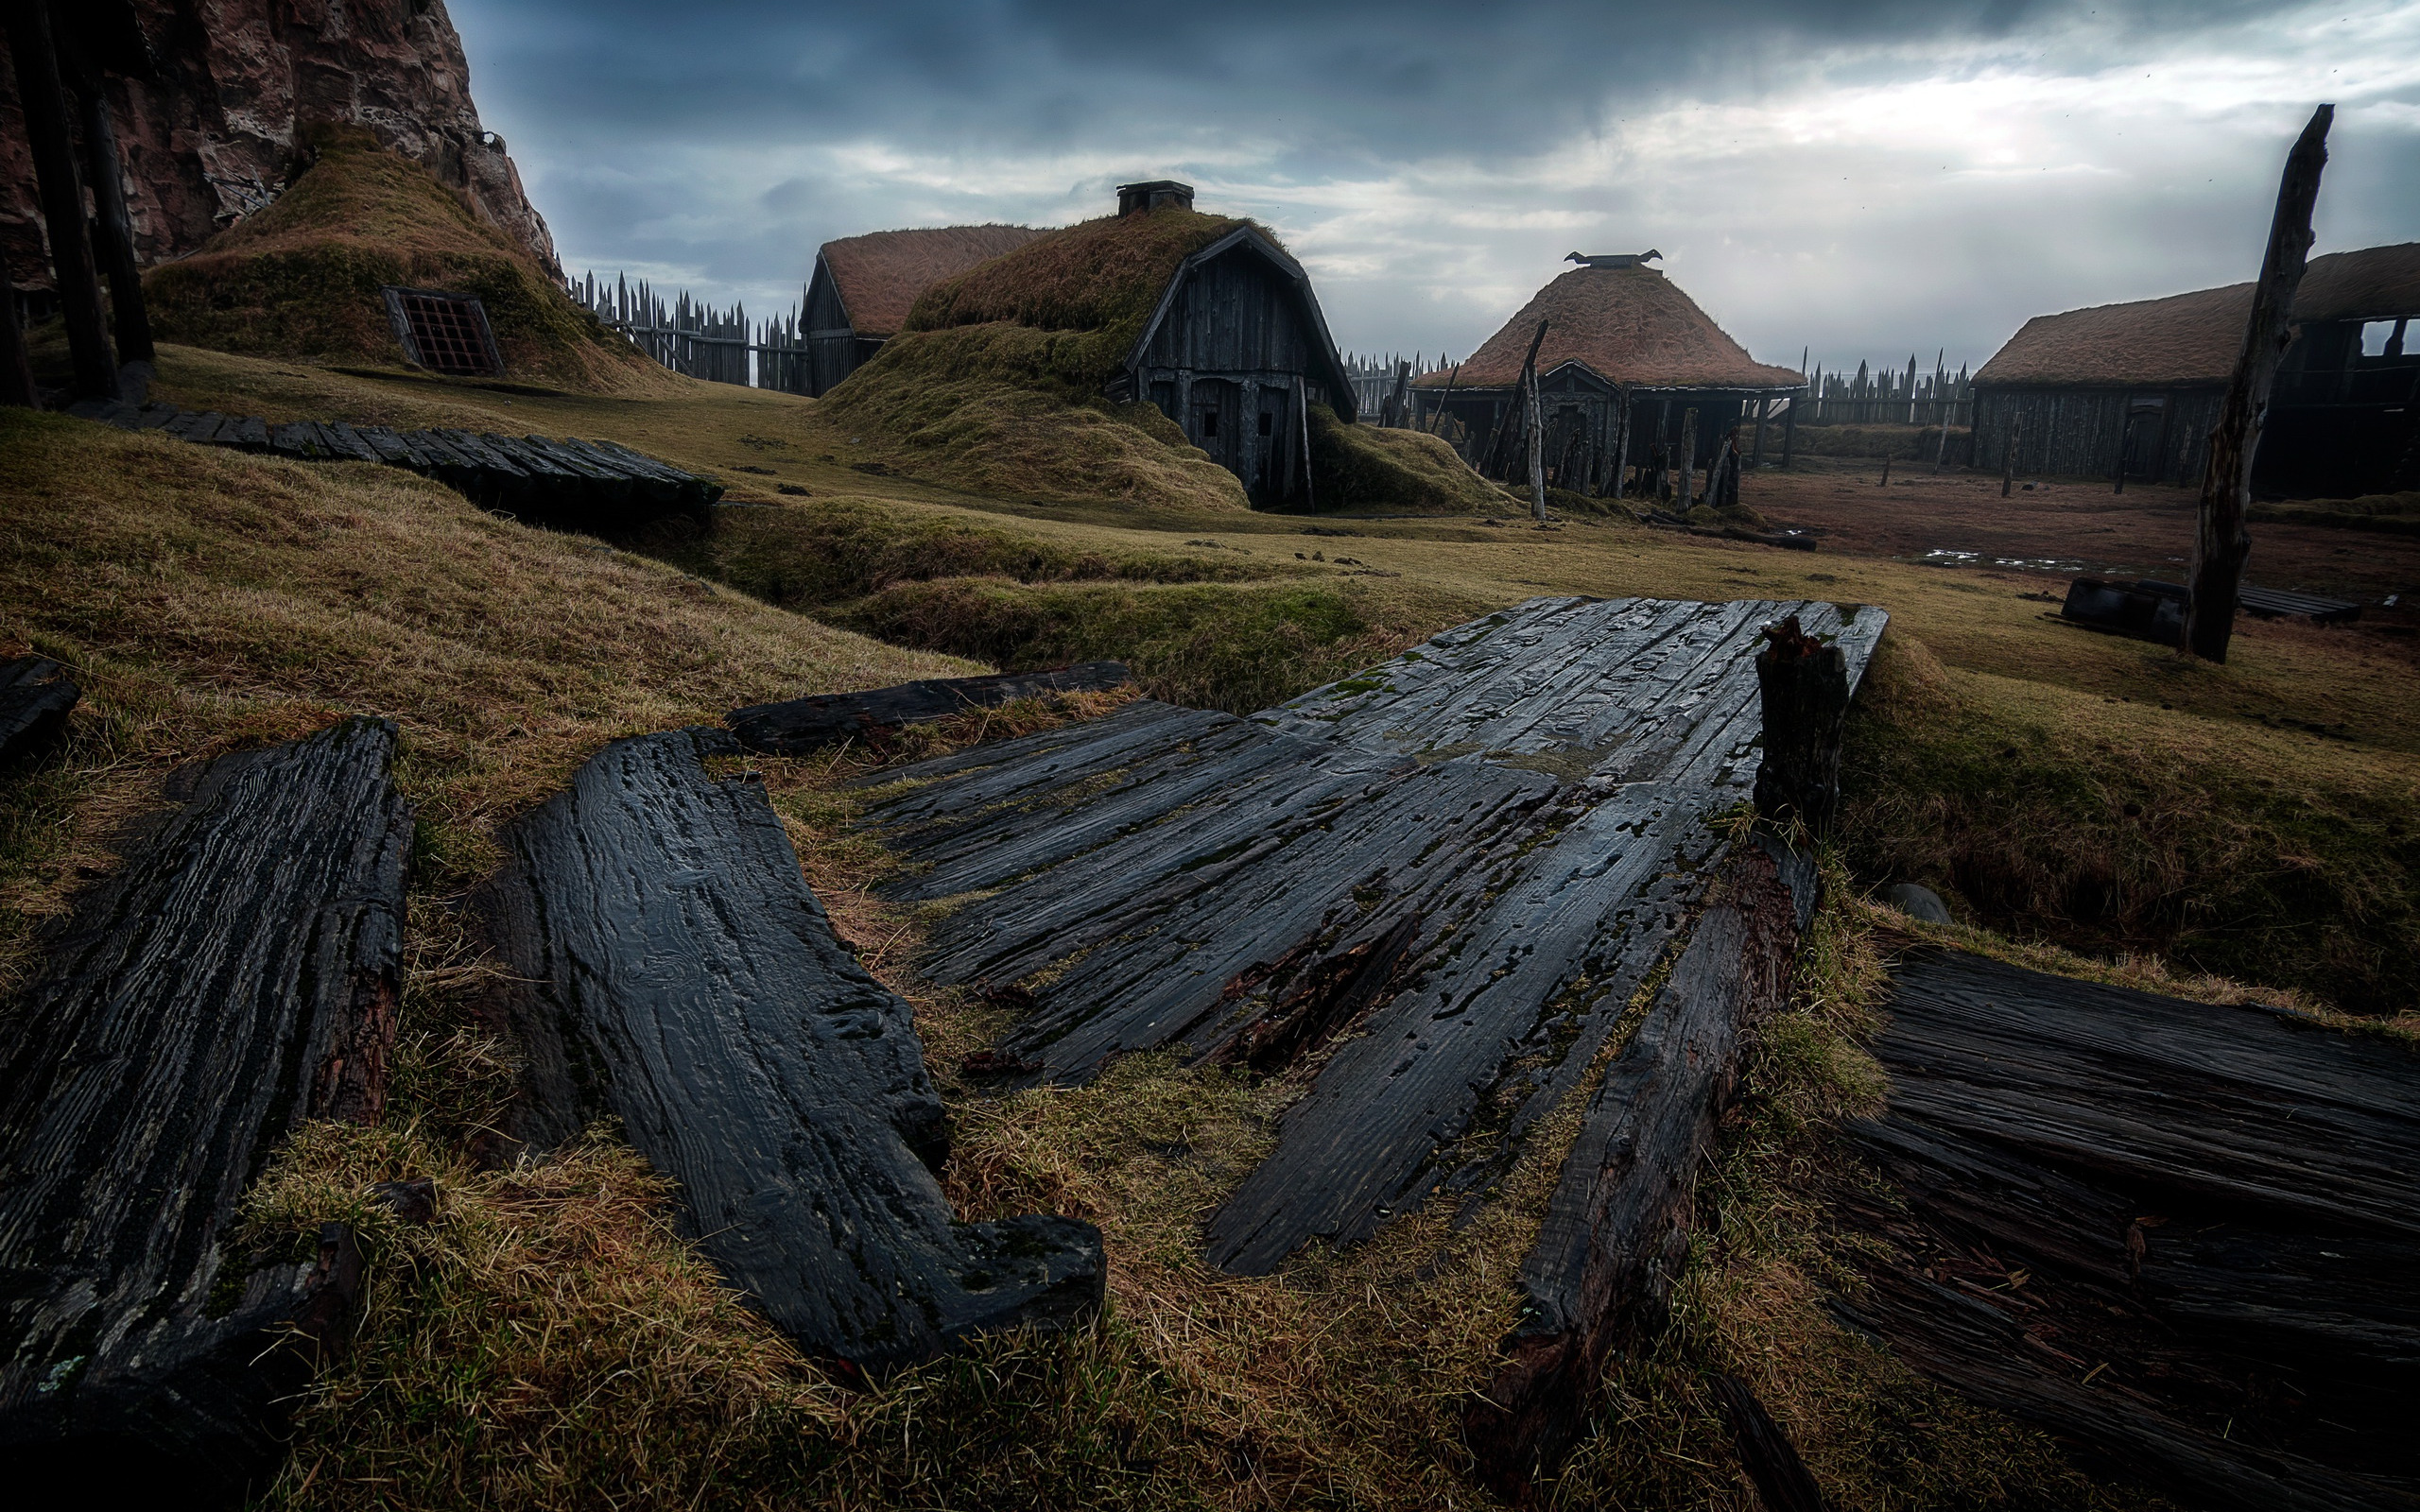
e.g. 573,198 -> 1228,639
1344,352 -> 1450,424
1802,352 -> 1973,427
564,272 -> 812,393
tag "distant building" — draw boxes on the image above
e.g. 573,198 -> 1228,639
1972,243 -> 2420,495
1412,255 -> 1802,494
801,225 -> 1046,395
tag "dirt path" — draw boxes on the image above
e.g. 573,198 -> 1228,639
1742,458 -> 2420,610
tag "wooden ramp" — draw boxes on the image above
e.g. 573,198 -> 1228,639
0,720 -> 411,1500
1836,949 -> 2420,1512
65,398 -> 721,532
477,729 -> 1104,1371
859,595 -> 1887,1279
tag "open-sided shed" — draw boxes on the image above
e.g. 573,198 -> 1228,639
1972,242 -> 2420,495
800,225 -> 1046,396
1413,256 -> 1802,496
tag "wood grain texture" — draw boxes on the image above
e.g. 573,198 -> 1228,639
729,662 -> 1132,757
478,729 -> 1103,1370
0,719 -> 411,1499
1835,948 -> 2420,1511
859,596 -> 1886,1278
1464,837 -> 1813,1495
0,655 -> 78,766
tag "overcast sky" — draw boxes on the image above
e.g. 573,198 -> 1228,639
451,0 -> 2420,376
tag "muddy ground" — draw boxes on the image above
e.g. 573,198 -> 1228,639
1741,456 -> 2420,617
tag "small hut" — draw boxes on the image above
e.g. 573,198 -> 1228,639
1412,253 -> 1803,497
903,180 -> 1358,507
1971,243 -> 2420,495
801,225 -> 1046,395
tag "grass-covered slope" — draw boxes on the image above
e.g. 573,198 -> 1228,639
1307,402 -> 1516,514
142,127 -> 662,394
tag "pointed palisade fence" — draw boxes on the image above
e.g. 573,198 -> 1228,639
565,272 -> 812,394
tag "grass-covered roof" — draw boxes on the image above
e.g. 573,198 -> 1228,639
143,127 -> 663,394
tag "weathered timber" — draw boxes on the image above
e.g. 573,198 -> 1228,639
0,719 -> 410,1501
728,661 -> 1132,756
1832,948 -> 2420,1511
2,0 -> 115,400
0,656 -> 79,765
2188,105 -> 2331,664
1464,837 -> 1815,1495
1751,616 -> 1849,838
1712,1373 -> 1832,1512
858,597 -> 1887,1278
60,399 -> 721,529
477,728 -> 1103,1369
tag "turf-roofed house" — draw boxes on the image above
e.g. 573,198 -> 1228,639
1413,251 -> 1804,496
893,180 -> 1362,507
800,224 -> 1047,395
1972,241 -> 2420,495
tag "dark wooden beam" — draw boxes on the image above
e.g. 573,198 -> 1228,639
2186,104 -> 2332,663
1,0 -> 116,399
728,662 -> 1131,756
71,67 -> 155,367
1752,615 -> 1849,838
0,654 -> 78,765
0,719 -> 410,1500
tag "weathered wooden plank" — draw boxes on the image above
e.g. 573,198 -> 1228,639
318,422 -> 380,464
1462,838 -> 1812,1491
0,719 -> 410,1496
477,728 -> 1103,1369
0,655 -> 78,766
1833,948 -> 2420,1510
222,415 -> 270,451
731,663 -> 1132,756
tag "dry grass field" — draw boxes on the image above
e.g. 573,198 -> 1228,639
6,345 -> 2414,1510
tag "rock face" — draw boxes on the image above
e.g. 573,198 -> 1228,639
1,0 -> 556,292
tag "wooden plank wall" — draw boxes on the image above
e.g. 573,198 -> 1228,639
1971,386 -> 2223,484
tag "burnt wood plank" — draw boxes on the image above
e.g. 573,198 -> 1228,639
730,662 -> 1133,756
477,728 -> 1103,1369
1834,948 -> 2420,1509
0,719 -> 410,1498
0,656 -> 78,766
1463,838 -> 1811,1493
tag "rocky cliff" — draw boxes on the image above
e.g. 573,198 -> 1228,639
1,0 -> 556,294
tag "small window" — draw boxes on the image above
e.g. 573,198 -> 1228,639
2359,318 -> 2410,359
383,286 -> 504,376
1258,411 -> 1273,437
1201,409 -> 1219,438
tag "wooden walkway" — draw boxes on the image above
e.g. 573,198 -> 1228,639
860,595 -> 1887,1277
1837,949 -> 2420,1512
64,398 -> 720,531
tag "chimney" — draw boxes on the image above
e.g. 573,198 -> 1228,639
1116,180 -> 1195,216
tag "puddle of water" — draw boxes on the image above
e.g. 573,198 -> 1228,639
1913,548 -> 2124,575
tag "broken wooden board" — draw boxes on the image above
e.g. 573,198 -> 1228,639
858,596 -> 1885,1277
63,398 -> 720,531
728,661 -> 1132,756
1464,836 -> 1816,1494
0,655 -> 78,766
1832,949 -> 2420,1512
0,719 -> 411,1501
476,728 -> 1103,1370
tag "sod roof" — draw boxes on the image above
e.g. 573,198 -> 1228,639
1974,242 -> 2420,388
905,209 -> 1253,351
1412,266 -> 1803,392
817,226 -> 1048,339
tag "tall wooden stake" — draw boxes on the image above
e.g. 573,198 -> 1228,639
3,0 -> 116,400
1527,364 -> 1547,521
75,70 -> 154,367
1295,376 -> 1315,512
1782,391 -> 1798,469
1611,386 -> 1633,497
1676,405 -> 1698,510
2001,411 -> 2020,497
2187,104 -> 2332,664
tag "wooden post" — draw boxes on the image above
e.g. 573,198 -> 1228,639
1294,375 -> 1314,512
1933,400 -> 1951,472
76,70 -> 155,369
1782,391 -> 1799,469
2001,408 -> 2020,497
1676,405 -> 1698,509
1878,453 -> 1892,488
1610,386 -> 1632,497
3,0 -> 116,400
2114,402 -> 2133,495
2187,104 -> 2331,665
1753,615 -> 1848,839
1750,398 -> 1769,469
1527,361 -> 1547,522
1427,362 -> 1460,438
0,245 -> 35,406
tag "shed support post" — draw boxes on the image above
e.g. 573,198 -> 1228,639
1750,399 -> 1768,470
2001,409 -> 2020,497
1782,392 -> 1798,470
1676,405 -> 1699,509
3,0 -> 116,400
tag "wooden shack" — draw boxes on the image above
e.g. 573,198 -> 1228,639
907,180 -> 1358,507
801,225 -> 1045,396
1971,242 -> 2420,494
1412,254 -> 1803,496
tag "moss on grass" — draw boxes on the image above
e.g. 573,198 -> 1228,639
1305,403 -> 1509,515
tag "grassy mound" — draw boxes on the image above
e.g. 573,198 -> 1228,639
142,126 -> 661,394
1305,404 -> 1510,514
2250,490 -> 2420,535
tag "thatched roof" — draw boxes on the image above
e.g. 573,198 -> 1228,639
818,225 -> 1046,338
1975,243 -> 2420,388
1412,265 -> 1802,392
